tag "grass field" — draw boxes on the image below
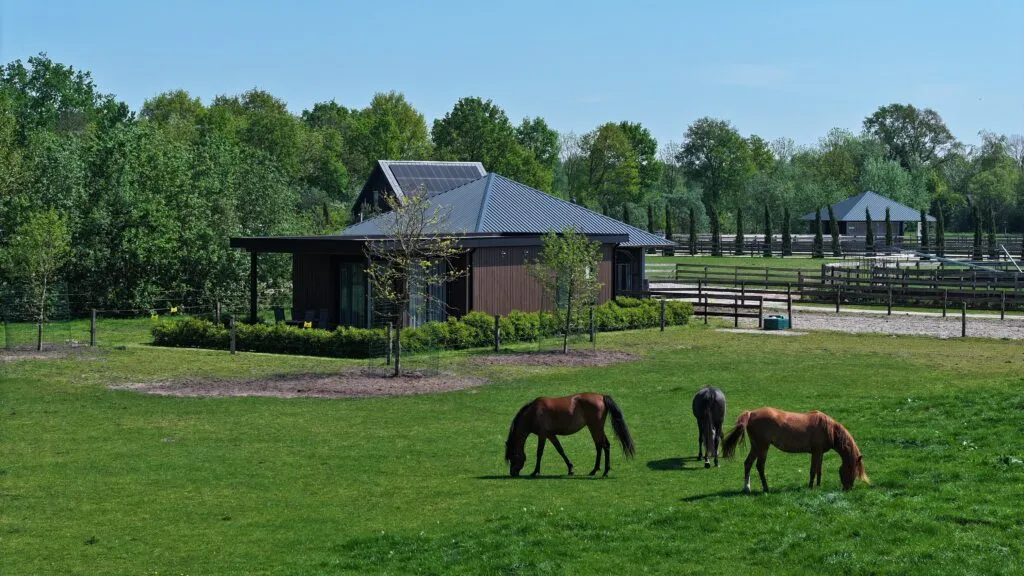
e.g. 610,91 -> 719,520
3,320 -> 1024,574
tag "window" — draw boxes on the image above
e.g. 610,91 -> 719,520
339,262 -> 367,327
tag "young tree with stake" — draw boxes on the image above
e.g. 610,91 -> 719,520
527,227 -> 602,354
365,193 -> 464,376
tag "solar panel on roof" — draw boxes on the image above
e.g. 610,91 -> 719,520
387,163 -> 484,197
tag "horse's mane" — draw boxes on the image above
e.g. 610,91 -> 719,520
505,401 -> 534,462
830,418 -> 870,483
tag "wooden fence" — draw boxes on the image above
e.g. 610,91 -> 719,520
652,261 -> 1024,314
666,234 -> 1024,260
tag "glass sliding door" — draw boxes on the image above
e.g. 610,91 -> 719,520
339,262 -> 367,327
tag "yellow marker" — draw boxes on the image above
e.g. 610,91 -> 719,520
170,306 -> 178,313
151,314 -> 159,321
303,321 -> 312,329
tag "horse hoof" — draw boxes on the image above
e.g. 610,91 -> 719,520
704,461 -> 711,469
567,470 -> 574,476
742,486 -> 751,494
589,469 -> 598,476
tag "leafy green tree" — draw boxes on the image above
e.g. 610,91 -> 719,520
582,123 -> 641,208
813,207 -> 824,258
885,207 -> 893,248
621,204 -> 630,227
934,203 -> 945,257
0,209 -> 71,349
618,121 -> 661,192
734,207 -> 745,255
664,206 -> 674,255
865,208 -> 875,255
863,103 -> 956,168
763,203 -> 772,257
919,209 -> 929,255
677,117 -> 754,209
516,117 -> 560,173
688,206 -> 698,256
527,227 -> 602,354
972,206 -> 983,260
987,208 -> 998,259
781,207 -> 792,257
432,97 -> 549,190
827,204 -> 841,256
0,53 -> 131,143
860,157 -> 927,209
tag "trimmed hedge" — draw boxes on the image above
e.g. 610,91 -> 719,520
152,298 -> 693,359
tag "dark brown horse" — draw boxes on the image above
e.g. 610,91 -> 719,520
692,386 -> 726,468
505,393 -> 635,477
721,407 -> 869,492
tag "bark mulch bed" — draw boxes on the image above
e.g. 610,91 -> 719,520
112,369 -> 487,399
471,349 -> 639,367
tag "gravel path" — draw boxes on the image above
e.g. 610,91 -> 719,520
727,308 -> 1024,339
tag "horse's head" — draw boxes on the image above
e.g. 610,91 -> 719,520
506,402 -> 532,477
507,445 -> 526,478
839,454 -> 868,490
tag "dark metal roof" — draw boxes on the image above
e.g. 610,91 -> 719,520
342,173 -> 674,247
230,232 -> 629,253
370,160 -> 487,203
801,191 -> 935,222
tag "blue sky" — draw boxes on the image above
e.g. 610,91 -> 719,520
2,0 -> 1022,148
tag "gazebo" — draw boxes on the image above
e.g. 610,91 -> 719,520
801,191 -> 934,236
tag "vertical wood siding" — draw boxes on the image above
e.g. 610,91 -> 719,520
472,244 -> 614,316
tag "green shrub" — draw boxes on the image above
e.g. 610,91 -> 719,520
152,298 -> 692,358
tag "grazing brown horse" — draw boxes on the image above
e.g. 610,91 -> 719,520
721,407 -> 869,492
692,386 -> 726,468
505,393 -> 635,477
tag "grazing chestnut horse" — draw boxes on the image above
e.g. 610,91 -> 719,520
721,407 -> 869,492
505,393 -> 635,477
692,386 -> 726,468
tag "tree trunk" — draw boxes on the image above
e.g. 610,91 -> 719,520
394,309 -> 404,377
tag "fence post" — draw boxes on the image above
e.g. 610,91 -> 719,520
230,317 -> 236,354
943,289 -> 948,317
733,297 -> 739,328
703,296 -> 708,325
1001,292 -> 1006,320
962,302 -> 967,337
740,281 -> 745,305
386,322 -> 393,365
787,283 -> 793,328
835,286 -> 841,313
660,297 -> 666,331
758,297 -> 763,328
494,314 -> 501,352
887,288 -> 892,316
37,322 -> 42,352
589,306 -> 596,343
698,279 -> 703,298
90,309 -> 97,346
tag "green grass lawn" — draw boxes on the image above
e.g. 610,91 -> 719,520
3,321 -> 1024,574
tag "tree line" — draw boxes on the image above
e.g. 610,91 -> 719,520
2,53 -> 1022,313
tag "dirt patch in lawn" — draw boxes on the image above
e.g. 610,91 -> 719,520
113,368 -> 487,399
1,348 -> 99,363
472,349 -> 640,368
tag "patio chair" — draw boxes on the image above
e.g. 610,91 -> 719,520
273,307 -> 285,324
301,309 -> 316,328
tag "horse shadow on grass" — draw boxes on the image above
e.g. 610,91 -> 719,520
680,485 -> 813,502
646,456 -> 705,472
475,474 -> 615,481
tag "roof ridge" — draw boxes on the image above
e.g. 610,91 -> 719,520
475,173 -> 497,232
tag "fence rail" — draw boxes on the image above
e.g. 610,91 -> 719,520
666,234 -> 1024,259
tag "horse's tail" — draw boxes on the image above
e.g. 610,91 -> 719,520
604,395 -> 635,458
702,400 -> 715,457
721,411 -> 750,459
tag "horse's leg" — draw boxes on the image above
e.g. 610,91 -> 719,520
713,423 -> 723,467
756,448 -> 769,493
588,424 -> 603,476
815,453 -> 823,487
548,436 -> 574,476
530,436 -> 546,477
743,450 -> 756,493
809,452 -> 823,489
697,420 -> 704,460
602,437 -> 611,477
